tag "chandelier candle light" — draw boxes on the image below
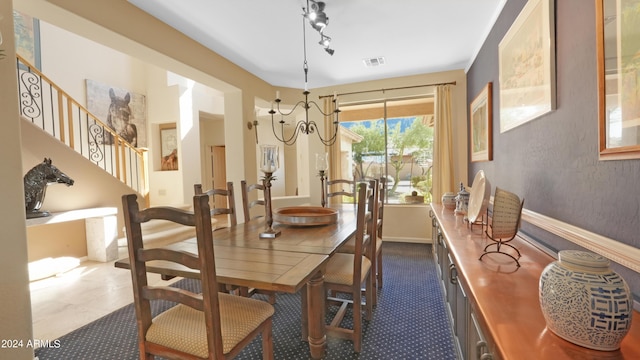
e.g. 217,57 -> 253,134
269,0 -> 340,146
316,152 -> 329,207
260,144 -> 281,239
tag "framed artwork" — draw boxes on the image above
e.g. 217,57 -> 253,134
498,0 -> 556,133
13,10 -> 41,70
470,82 -> 493,162
597,0 -> 640,160
160,123 -> 178,171
86,79 -> 147,147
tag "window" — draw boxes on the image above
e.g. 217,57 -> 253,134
338,97 -> 434,204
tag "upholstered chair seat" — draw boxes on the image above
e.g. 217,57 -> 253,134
147,293 -> 274,357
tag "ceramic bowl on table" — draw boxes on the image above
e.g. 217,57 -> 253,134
273,206 -> 338,226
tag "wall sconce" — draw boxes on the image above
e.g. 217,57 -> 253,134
247,109 -> 259,144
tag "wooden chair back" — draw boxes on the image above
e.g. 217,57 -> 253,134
365,180 -> 379,261
122,193 -> 224,358
194,182 -> 237,227
324,182 -> 376,352
122,193 -> 274,359
377,177 -> 386,236
353,183 -> 370,276
325,176 -> 357,206
240,180 -> 265,222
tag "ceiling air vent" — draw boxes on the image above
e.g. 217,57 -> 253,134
363,57 -> 386,67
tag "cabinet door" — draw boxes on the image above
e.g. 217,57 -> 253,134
456,280 -> 469,359
439,229 -> 448,284
431,212 -> 443,279
469,311 -> 493,360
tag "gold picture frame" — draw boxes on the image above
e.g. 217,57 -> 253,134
499,0 -> 556,133
597,0 -> 640,160
159,123 -> 178,171
470,82 -> 493,162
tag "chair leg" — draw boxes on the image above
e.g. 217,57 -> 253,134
365,273 -> 374,321
376,247 -> 383,289
353,287 -> 362,353
262,319 -> 274,360
371,258 -> 378,307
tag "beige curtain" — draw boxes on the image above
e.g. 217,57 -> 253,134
432,85 -> 455,204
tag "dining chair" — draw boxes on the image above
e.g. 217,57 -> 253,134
336,179 -> 382,306
240,180 -> 265,222
121,193 -> 274,359
194,182 -> 245,294
194,182 -> 237,229
324,176 -> 357,206
374,177 -> 385,291
238,180 -> 277,304
324,182 -> 376,352
479,187 -> 525,267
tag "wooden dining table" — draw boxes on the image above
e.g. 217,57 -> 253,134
115,205 -> 357,359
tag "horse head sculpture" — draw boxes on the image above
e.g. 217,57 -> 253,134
24,158 -> 75,219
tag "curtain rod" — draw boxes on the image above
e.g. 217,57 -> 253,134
318,81 -> 456,99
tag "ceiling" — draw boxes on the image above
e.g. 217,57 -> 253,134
127,0 -> 506,90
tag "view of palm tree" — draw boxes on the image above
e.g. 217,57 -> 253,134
341,116 -> 433,204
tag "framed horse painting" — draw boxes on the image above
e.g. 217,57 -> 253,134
85,79 -> 147,148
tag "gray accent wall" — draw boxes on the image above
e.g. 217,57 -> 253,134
467,0 -> 640,299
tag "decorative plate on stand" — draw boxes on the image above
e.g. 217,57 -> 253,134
273,206 -> 338,226
467,170 -> 491,224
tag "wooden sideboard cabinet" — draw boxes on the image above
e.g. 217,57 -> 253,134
431,208 -> 494,359
430,204 -> 640,360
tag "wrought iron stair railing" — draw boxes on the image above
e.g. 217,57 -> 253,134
15,55 -> 149,199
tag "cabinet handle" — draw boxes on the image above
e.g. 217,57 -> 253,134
476,341 -> 492,360
476,341 -> 485,360
449,264 -> 457,285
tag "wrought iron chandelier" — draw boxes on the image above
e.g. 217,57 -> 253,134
269,0 -> 340,146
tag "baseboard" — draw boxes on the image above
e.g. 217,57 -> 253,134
382,236 -> 432,244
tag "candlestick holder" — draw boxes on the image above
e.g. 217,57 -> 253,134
319,170 -> 327,207
260,172 -> 281,239
259,144 -> 281,239
315,152 -> 329,207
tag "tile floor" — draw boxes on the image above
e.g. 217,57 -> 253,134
30,214 -> 229,341
29,247 -> 177,341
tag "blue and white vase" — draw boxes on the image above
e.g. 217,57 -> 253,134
539,250 -> 632,351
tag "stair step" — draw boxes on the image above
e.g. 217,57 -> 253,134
118,225 -> 197,248
118,207 -> 217,249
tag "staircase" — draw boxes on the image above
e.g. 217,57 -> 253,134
116,204 -> 200,249
15,56 -> 217,252
15,55 -> 149,201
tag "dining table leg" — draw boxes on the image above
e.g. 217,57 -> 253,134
300,284 -> 308,341
307,271 -> 326,359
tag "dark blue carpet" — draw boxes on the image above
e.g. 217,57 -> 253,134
35,242 -> 456,359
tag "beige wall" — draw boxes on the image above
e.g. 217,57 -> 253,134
0,0 -> 34,357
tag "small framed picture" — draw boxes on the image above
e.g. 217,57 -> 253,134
159,123 -> 178,171
470,82 -> 493,162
